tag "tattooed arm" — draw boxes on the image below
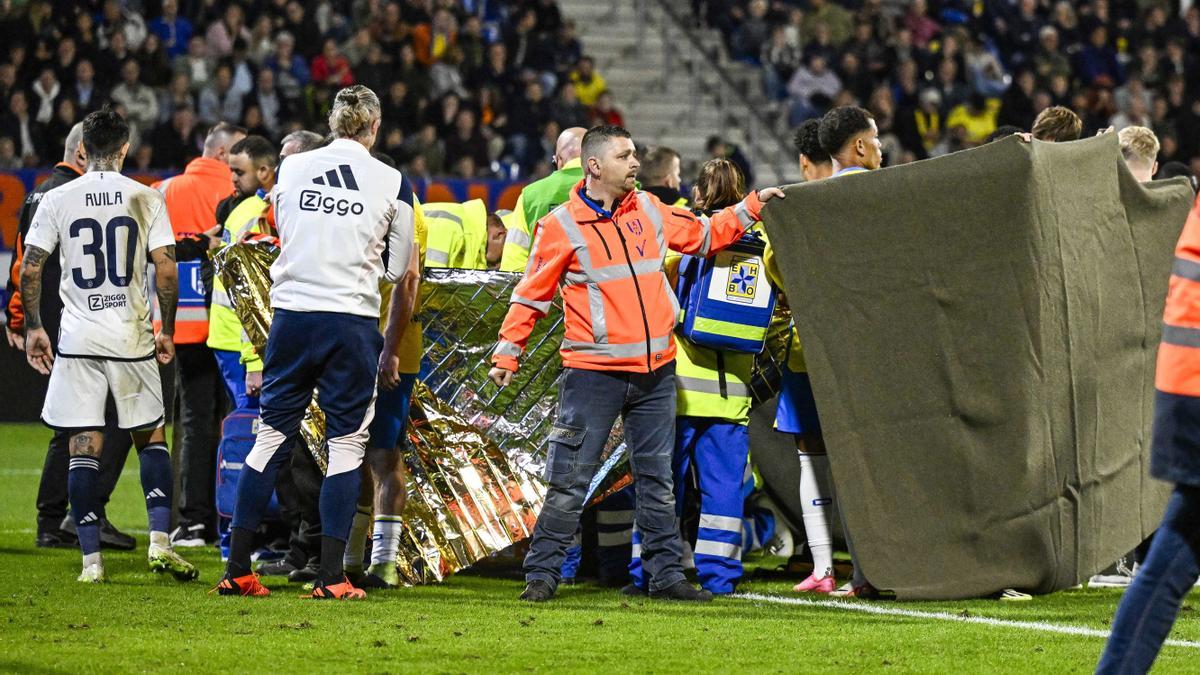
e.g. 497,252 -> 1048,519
19,245 -> 53,374
150,245 -> 178,364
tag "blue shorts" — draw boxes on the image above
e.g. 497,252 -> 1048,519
775,368 -> 822,435
368,374 -> 417,450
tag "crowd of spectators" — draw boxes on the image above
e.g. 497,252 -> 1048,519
0,0 -> 625,180
702,0 -> 1200,171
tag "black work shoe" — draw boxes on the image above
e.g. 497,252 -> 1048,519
37,528 -> 78,548
99,519 -> 137,550
60,516 -> 137,550
520,580 -> 555,602
257,559 -> 299,577
288,563 -> 320,583
620,583 -> 648,596
650,580 -> 714,602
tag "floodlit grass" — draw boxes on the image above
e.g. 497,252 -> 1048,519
1,422 -> 1198,673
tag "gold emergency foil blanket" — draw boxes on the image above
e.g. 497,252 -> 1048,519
395,381 -> 544,583
215,247 -> 791,583
213,241 -> 328,472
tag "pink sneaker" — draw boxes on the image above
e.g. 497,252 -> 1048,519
792,573 -> 836,594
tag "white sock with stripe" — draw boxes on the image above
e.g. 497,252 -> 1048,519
798,452 -> 834,578
343,506 -> 372,572
370,515 -> 404,566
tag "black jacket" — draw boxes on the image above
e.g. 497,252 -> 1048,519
5,162 -> 83,336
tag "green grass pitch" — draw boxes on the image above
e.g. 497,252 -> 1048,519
1,422 -> 1198,673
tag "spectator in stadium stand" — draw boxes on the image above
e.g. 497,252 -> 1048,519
998,68 -> 1038,131
732,0 -> 770,63
589,91 -> 624,128
1032,105 -> 1083,143
413,8 -> 457,68
1077,25 -> 1123,89
946,93 -> 999,149
803,0 -> 853,46
150,105 -> 202,170
311,38 -> 355,89
0,137 -> 19,169
707,135 -> 754,187
139,33 -> 174,89
569,56 -> 606,107
444,108 -> 489,176
175,35 -> 213,93
205,4 -> 250,59
0,90 -> 44,166
787,54 -> 842,126
148,0 -> 193,59
243,68 -> 288,138
504,7 -> 541,72
264,30 -> 309,107
903,0 -> 940,50
197,63 -> 242,127
110,59 -> 159,137
551,83 -> 588,130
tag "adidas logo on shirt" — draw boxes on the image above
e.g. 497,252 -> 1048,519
311,164 -> 360,191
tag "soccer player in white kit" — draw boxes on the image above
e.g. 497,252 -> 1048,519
214,85 -> 415,599
20,107 -> 197,583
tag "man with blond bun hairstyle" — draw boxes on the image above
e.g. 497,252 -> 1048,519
1119,126 -> 1160,182
215,85 -> 415,600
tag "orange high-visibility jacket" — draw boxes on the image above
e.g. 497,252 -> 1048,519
1157,193 -> 1200,397
152,157 -> 235,345
492,181 -> 763,373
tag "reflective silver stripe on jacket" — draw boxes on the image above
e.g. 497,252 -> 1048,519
563,257 -> 661,285
506,227 -> 532,250
676,376 -> 750,398
211,286 -> 233,310
494,340 -> 523,357
561,333 -> 671,358
423,210 -> 463,225
511,293 -> 552,313
426,249 -> 450,265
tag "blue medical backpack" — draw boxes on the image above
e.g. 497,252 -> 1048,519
215,408 -> 280,520
675,230 -> 776,353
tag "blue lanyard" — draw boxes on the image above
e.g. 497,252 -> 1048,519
577,187 -> 614,220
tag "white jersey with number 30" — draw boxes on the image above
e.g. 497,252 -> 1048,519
24,171 -> 176,359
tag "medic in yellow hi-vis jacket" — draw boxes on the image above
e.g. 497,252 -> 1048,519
422,199 -> 508,270
209,136 -> 276,409
624,160 -> 766,595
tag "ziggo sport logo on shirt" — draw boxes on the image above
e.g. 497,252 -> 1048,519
299,190 -> 365,216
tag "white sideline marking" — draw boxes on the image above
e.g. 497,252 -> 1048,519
734,593 -> 1200,649
0,469 -> 42,477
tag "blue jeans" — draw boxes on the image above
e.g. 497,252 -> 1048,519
1097,485 -> 1200,674
524,365 -> 685,593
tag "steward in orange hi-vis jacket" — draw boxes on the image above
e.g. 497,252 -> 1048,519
491,181 -> 763,373
487,125 -> 785,604
1099,191 -> 1200,673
